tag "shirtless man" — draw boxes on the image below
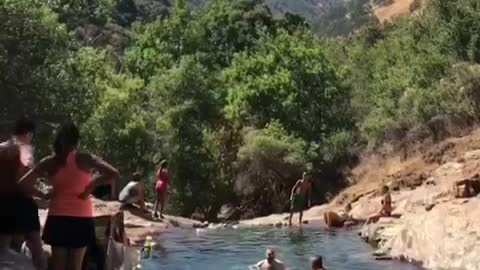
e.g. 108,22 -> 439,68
255,248 -> 285,270
288,172 -> 312,226
0,117 -> 46,270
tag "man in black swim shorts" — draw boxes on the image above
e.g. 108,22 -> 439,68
0,118 -> 46,270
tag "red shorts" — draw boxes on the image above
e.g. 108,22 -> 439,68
155,181 -> 167,192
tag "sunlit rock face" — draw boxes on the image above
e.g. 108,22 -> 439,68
361,150 -> 480,270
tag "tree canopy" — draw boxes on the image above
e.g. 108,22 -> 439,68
2,0 -> 480,219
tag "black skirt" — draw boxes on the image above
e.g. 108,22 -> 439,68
0,195 -> 40,234
43,216 -> 96,248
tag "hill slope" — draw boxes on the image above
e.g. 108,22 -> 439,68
129,0 -> 415,36
373,0 -> 418,22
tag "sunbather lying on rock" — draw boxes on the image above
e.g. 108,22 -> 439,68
324,203 -> 359,228
366,185 -> 396,224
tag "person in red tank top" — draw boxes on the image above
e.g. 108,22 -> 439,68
153,160 -> 170,219
19,122 -> 119,270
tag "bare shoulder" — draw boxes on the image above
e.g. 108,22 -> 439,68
275,259 -> 286,269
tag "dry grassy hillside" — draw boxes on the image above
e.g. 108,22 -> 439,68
373,0 -> 421,22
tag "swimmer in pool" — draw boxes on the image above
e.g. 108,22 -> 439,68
311,256 -> 326,270
255,248 -> 285,270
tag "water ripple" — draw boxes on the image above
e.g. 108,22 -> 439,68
142,226 -> 423,270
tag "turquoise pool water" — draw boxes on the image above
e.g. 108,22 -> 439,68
141,226 -> 422,270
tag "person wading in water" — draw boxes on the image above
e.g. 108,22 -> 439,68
288,172 -> 312,226
19,122 -> 119,270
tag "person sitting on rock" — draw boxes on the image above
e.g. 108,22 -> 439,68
311,256 -> 326,270
119,172 -> 145,210
366,185 -> 393,224
324,203 -> 358,228
255,248 -> 285,270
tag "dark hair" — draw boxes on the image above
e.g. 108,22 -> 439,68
54,122 -> 80,166
312,256 -> 323,269
13,117 -> 35,136
132,172 -> 141,181
160,160 -> 168,168
382,185 -> 389,191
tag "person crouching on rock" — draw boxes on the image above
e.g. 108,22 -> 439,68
311,256 -> 326,270
366,185 -> 393,224
324,203 -> 358,228
153,160 -> 170,219
288,172 -> 312,227
255,248 -> 285,270
19,122 -> 119,270
119,172 -> 146,210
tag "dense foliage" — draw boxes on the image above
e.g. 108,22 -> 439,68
2,0 -> 480,219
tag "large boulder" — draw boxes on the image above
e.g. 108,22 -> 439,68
384,199 -> 480,269
361,150 -> 480,269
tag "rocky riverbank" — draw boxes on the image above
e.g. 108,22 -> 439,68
359,149 -> 480,270
242,129 -> 480,269
6,130 -> 480,269
38,199 -> 206,245
0,198 -> 205,270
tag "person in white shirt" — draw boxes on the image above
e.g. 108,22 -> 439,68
119,172 -> 145,210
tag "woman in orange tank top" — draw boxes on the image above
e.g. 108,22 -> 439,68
19,122 -> 119,270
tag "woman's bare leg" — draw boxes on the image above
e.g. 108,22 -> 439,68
160,191 -> 166,218
153,192 -> 160,218
69,247 -> 87,270
52,247 -> 68,270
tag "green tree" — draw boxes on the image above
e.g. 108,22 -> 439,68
225,30 -> 352,142
0,0 -> 98,153
146,56 -> 222,217
235,122 -> 318,215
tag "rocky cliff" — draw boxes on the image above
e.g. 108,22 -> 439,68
359,148 -> 480,269
243,129 -> 480,269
